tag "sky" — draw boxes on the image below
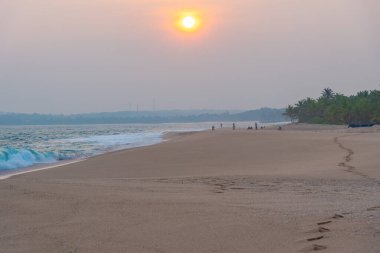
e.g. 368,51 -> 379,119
0,0 -> 380,114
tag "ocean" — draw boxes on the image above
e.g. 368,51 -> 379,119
0,123 -> 213,173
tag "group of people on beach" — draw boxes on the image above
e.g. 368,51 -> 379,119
247,122 -> 258,130
211,122 -> 263,131
211,122 -> 282,131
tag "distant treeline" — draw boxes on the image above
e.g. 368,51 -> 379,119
284,88 -> 380,125
0,108 -> 286,125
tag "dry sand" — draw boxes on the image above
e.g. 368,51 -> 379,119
1,124 -> 380,253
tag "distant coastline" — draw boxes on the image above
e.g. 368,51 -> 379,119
0,108 -> 286,125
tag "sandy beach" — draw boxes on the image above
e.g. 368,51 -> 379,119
1,124 -> 380,253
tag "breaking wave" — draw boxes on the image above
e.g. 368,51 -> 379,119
0,147 -> 69,170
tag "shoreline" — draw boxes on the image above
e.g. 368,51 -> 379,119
0,124 -> 280,181
2,123 -> 379,181
0,159 -> 86,180
0,130 -> 202,181
3,123 -> 379,181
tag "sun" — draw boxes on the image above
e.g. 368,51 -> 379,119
175,11 -> 202,33
182,16 -> 196,29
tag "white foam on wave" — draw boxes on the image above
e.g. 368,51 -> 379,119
0,131 -> 164,171
0,148 -> 58,170
67,132 -> 163,148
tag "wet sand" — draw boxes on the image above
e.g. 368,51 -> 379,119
1,124 -> 380,252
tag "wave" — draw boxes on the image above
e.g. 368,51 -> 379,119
0,132 -> 163,171
0,147 -> 69,170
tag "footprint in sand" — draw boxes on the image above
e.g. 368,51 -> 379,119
307,235 -> 324,242
317,221 -> 332,225
300,244 -> 328,252
307,227 -> 330,233
317,227 -> 330,233
367,206 -> 380,211
300,220 -> 331,252
331,214 -> 344,219
300,213 -> 346,251
230,187 -> 245,190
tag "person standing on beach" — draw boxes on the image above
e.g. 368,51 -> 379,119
233,123 -> 236,130
255,122 -> 258,130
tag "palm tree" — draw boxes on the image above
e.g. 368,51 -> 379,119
284,105 -> 298,122
321,88 -> 335,100
287,89 -> 379,125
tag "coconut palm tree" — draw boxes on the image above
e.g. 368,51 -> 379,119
321,88 -> 335,100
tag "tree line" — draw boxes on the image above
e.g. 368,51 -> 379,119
284,88 -> 380,125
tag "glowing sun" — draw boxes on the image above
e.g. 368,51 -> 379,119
182,16 -> 196,29
176,11 -> 202,32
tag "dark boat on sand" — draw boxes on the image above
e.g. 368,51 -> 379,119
348,123 -> 375,128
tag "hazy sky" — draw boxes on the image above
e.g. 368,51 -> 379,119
1,0 -> 379,113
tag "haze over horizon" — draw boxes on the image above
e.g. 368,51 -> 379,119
1,0 -> 379,114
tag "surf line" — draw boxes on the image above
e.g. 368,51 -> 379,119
0,159 -> 86,180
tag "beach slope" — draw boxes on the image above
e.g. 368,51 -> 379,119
1,125 -> 380,252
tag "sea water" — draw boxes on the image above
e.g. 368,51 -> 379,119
0,123 -> 211,172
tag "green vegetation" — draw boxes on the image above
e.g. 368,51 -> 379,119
284,88 -> 380,125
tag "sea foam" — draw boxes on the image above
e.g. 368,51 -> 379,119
0,147 -> 59,170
